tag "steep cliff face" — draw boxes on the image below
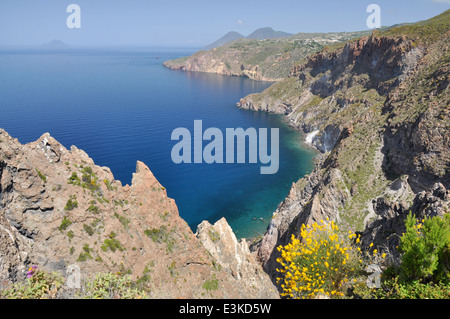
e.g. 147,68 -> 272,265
239,13 -> 450,285
0,129 -> 279,298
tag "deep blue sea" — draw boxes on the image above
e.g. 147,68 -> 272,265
0,47 -> 316,238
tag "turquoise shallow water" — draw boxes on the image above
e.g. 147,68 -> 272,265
0,47 -> 316,238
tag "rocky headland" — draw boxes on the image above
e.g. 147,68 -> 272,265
0,129 -> 279,298
163,30 -> 371,82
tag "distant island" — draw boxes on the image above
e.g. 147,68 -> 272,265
42,39 -> 70,49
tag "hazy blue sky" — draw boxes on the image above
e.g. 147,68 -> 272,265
0,0 -> 449,47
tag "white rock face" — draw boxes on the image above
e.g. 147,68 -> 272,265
305,130 -> 320,144
196,218 -> 280,299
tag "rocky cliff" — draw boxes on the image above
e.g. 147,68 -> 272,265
0,129 -> 279,298
239,11 -> 450,284
163,31 -> 371,82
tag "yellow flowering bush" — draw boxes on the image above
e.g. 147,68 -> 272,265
276,219 -> 363,299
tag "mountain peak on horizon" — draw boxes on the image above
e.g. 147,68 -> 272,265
204,27 -> 293,50
42,39 -> 70,48
246,27 -> 293,40
203,31 -> 245,50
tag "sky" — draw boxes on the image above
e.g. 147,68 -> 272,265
0,0 -> 449,47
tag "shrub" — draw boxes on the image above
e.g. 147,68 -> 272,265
88,204 -> 100,214
398,212 -> 450,284
64,198 -> 78,211
77,244 -> 94,262
58,216 -> 73,232
68,172 -> 80,185
371,277 -> 450,299
144,226 -> 176,252
101,232 -> 124,252
81,273 -> 147,299
83,224 -> 94,236
276,219 -> 363,299
352,212 -> 450,299
202,275 -> 219,291
0,266 -> 64,299
1,268 -> 147,299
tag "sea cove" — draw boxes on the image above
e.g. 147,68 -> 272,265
0,47 -> 316,238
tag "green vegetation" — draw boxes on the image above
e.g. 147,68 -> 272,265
83,224 -> 94,236
208,229 -> 220,243
202,275 -> 219,291
144,226 -> 176,252
67,166 -> 101,194
80,166 -> 100,192
353,213 -> 450,299
0,268 -> 64,299
135,263 -> 154,290
82,273 -> 147,299
64,196 -> 78,211
1,268 -> 147,299
88,203 -> 100,214
114,212 -> 130,230
159,211 -> 169,222
68,172 -> 80,185
58,216 -> 72,232
101,232 -> 124,253
379,9 -> 450,45
77,244 -> 94,262
35,169 -> 46,183
276,213 -> 450,299
397,213 -> 450,284
103,178 -> 116,191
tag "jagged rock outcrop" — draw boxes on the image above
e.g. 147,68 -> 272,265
196,218 -> 279,299
0,129 -> 279,298
361,182 -> 449,258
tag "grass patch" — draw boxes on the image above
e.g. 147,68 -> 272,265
114,212 -> 130,230
202,275 -> 219,291
35,169 -> 46,183
144,226 -> 176,252
58,216 -> 72,232
77,244 -> 94,262
64,196 -> 78,211
101,232 -> 124,253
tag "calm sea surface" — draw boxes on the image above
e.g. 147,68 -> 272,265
0,47 -> 316,238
